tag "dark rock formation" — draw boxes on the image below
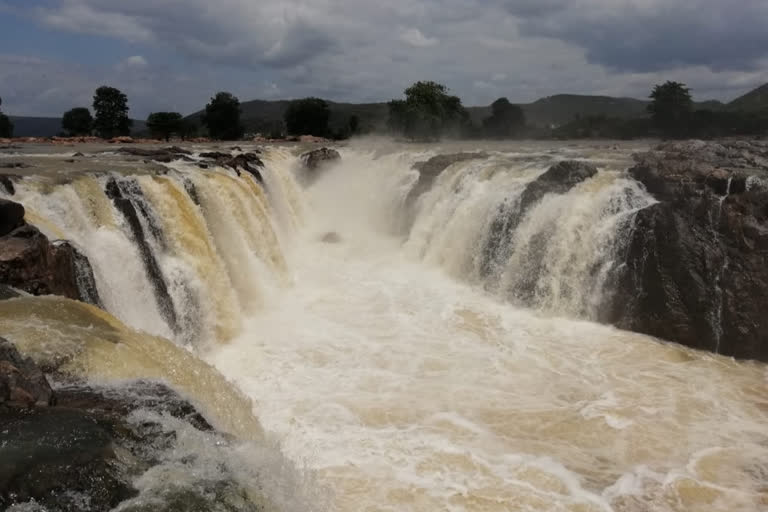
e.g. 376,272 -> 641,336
609,140 -> 768,361
116,146 -> 194,163
301,147 -> 341,171
0,213 -> 102,306
105,177 -> 178,332
482,160 -> 598,277
0,377 -> 224,512
407,153 -> 488,206
0,284 -> 22,300
200,151 -> 265,183
0,175 -> 16,195
0,337 -> 54,409
0,197 -> 25,236
0,162 -> 31,169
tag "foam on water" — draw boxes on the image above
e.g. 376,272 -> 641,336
208,142 -> 768,512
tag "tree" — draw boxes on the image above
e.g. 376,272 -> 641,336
284,97 -> 330,137
178,119 -> 199,140
93,86 -> 132,138
0,96 -> 11,138
387,81 -> 467,140
349,115 -> 359,135
483,98 -> 526,138
648,81 -> 693,139
146,112 -> 183,141
202,92 -> 243,140
62,107 -> 93,136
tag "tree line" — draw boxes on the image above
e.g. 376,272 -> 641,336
2,80 -> 766,140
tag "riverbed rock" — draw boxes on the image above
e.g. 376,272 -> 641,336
407,152 -> 488,206
608,140 -> 768,361
0,220 -> 102,306
0,198 -> 25,236
300,147 -> 341,178
0,337 -> 54,409
0,377 -> 220,512
116,146 -> 194,163
0,175 -> 16,195
200,151 -> 265,183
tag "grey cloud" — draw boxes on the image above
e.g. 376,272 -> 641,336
502,0 -> 768,72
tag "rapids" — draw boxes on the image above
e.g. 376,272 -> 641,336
1,140 -> 767,511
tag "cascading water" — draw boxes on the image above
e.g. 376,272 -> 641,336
1,140 -> 767,512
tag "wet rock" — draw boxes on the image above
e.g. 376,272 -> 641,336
200,152 -> 265,183
0,198 -> 25,236
105,177 -> 178,332
116,146 -> 193,163
0,218 -> 102,306
72,152 -> 85,157
0,378 -> 218,512
301,147 -> 341,171
0,175 -> 16,195
0,162 -> 31,169
407,152 -> 488,206
0,337 -> 54,409
0,284 -> 22,300
608,140 -> 768,361
481,160 -> 598,278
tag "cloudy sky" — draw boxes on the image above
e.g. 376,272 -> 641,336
1,0 -> 767,118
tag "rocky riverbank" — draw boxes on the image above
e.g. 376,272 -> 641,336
608,140 -> 768,361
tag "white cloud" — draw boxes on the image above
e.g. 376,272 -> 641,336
116,55 -> 148,71
399,28 -> 438,48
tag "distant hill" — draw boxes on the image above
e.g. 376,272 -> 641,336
727,83 -> 768,112
208,94 -> 732,133
187,99 -> 389,134
9,117 -> 64,137
8,116 -> 147,138
9,84 -> 767,137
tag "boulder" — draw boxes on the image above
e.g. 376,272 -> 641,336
607,140 -> 768,361
0,221 -> 102,306
116,146 -> 193,163
0,198 -> 25,236
0,175 -> 16,195
301,147 -> 341,171
0,378 -> 227,512
202,151 -> 265,183
0,337 -> 54,409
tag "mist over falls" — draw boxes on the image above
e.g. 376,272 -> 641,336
2,141 -> 768,511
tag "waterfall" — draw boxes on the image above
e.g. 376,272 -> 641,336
395,152 -> 656,320
10,149 -> 301,347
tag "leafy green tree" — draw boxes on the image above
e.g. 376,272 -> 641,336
0,96 -> 12,138
483,98 -> 526,138
93,86 -> 132,138
648,81 -> 693,139
387,81 -> 467,140
146,112 -> 183,141
284,97 -> 330,137
202,92 -> 243,140
62,107 -> 93,136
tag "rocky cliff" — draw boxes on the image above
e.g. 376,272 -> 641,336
610,140 -> 768,361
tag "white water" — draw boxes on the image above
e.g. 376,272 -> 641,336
4,141 -> 768,511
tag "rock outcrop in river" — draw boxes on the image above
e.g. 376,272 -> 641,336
0,199 -> 101,306
609,140 -> 768,361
